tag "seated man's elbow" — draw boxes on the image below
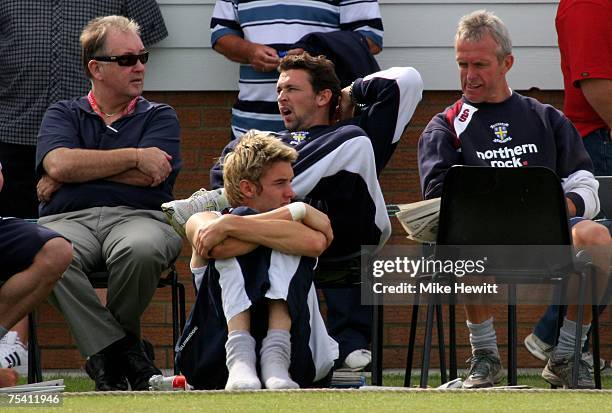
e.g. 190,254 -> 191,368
308,234 -> 329,257
44,162 -> 64,181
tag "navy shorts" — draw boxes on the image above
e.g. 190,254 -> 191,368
0,218 -> 66,281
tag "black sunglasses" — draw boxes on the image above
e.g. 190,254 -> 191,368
93,51 -> 149,66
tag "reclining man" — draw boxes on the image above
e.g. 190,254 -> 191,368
183,131 -> 337,390
167,52 -> 423,370
35,16 -> 183,391
0,164 -> 73,386
418,10 -> 611,389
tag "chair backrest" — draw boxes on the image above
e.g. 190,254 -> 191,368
435,166 -> 576,276
437,166 -> 571,246
595,176 -> 612,219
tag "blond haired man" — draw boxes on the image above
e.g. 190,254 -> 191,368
180,131 -> 337,390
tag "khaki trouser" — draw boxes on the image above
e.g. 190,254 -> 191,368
39,206 -> 182,357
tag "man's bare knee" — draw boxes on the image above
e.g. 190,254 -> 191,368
572,220 -> 612,247
34,237 -> 73,280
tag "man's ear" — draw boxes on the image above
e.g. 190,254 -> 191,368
88,60 -> 104,81
501,54 -> 514,75
239,179 -> 257,200
316,89 -> 332,108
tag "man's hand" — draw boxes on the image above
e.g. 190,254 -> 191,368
365,37 -> 382,55
37,174 -> 62,202
193,215 -> 232,258
135,147 -> 173,187
0,368 -> 18,388
302,204 -> 334,247
335,86 -> 355,122
247,43 -> 280,72
286,47 -> 304,56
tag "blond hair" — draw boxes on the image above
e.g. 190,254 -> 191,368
80,15 -> 141,79
222,130 -> 298,207
456,10 -> 512,61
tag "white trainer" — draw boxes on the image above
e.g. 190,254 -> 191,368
581,352 -> 607,372
0,332 -> 28,376
525,333 -> 606,371
524,333 -> 553,361
161,188 -> 230,238
341,349 -> 371,371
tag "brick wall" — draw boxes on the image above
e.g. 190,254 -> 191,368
36,89 -> 611,370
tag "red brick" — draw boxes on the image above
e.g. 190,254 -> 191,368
37,303 -> 65,324
142,326 -> 174,346
37,326 -> 72,347
43,348 -> 84,369
202,108 -> 232,128
176,107 -> 202,128
141,302 -> 167,324
179,148 -> 199,170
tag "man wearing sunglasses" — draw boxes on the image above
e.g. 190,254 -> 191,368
0,0 -> 168,379
34,16 -> 183,392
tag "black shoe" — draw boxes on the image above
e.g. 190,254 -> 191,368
119,336 -> 162,391
85,353 -> 128,391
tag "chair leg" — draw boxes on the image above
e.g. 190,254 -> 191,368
435,304 -> 447,384
449,301 -> 457,380
571,271 -> 587,388
592,303 -> 601,389
419,296 -> 436,388
551,280 -> 568,389
170,270 -> 180,375
590,265 -> 601,389
507,284 -> 517,386
27,311 -> 42,383
404,300 -> 420,387
371,303 -> 383,386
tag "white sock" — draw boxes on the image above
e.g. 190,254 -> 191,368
467,317 -> 499,358
260,329 -> 299,389
224,330 -> 261,390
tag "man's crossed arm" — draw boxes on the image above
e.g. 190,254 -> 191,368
186,202 -> 333,261
37,146 -> 172,201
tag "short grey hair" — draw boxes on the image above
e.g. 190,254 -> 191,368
456,10 -> 512,61
80,15 -> 141,79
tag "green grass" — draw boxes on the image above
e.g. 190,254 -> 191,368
19,373 -> 612,392
30,392 -> 612,413
8,374 -> 612,413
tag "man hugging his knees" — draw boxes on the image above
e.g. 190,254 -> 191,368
185,131 -> 337,390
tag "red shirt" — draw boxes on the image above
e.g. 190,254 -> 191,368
556,0 -> 612,137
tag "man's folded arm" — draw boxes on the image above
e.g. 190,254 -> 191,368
189,204 -> 332,259
42,147 -> 139,183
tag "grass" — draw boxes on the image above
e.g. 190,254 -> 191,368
10,373 -> 611,413
18,372 -> 612,392
30,392 -> 612,413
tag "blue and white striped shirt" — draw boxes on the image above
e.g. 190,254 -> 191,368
210,0 -> 384,139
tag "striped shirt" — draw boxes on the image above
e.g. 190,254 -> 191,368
210,0 -> 384,139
